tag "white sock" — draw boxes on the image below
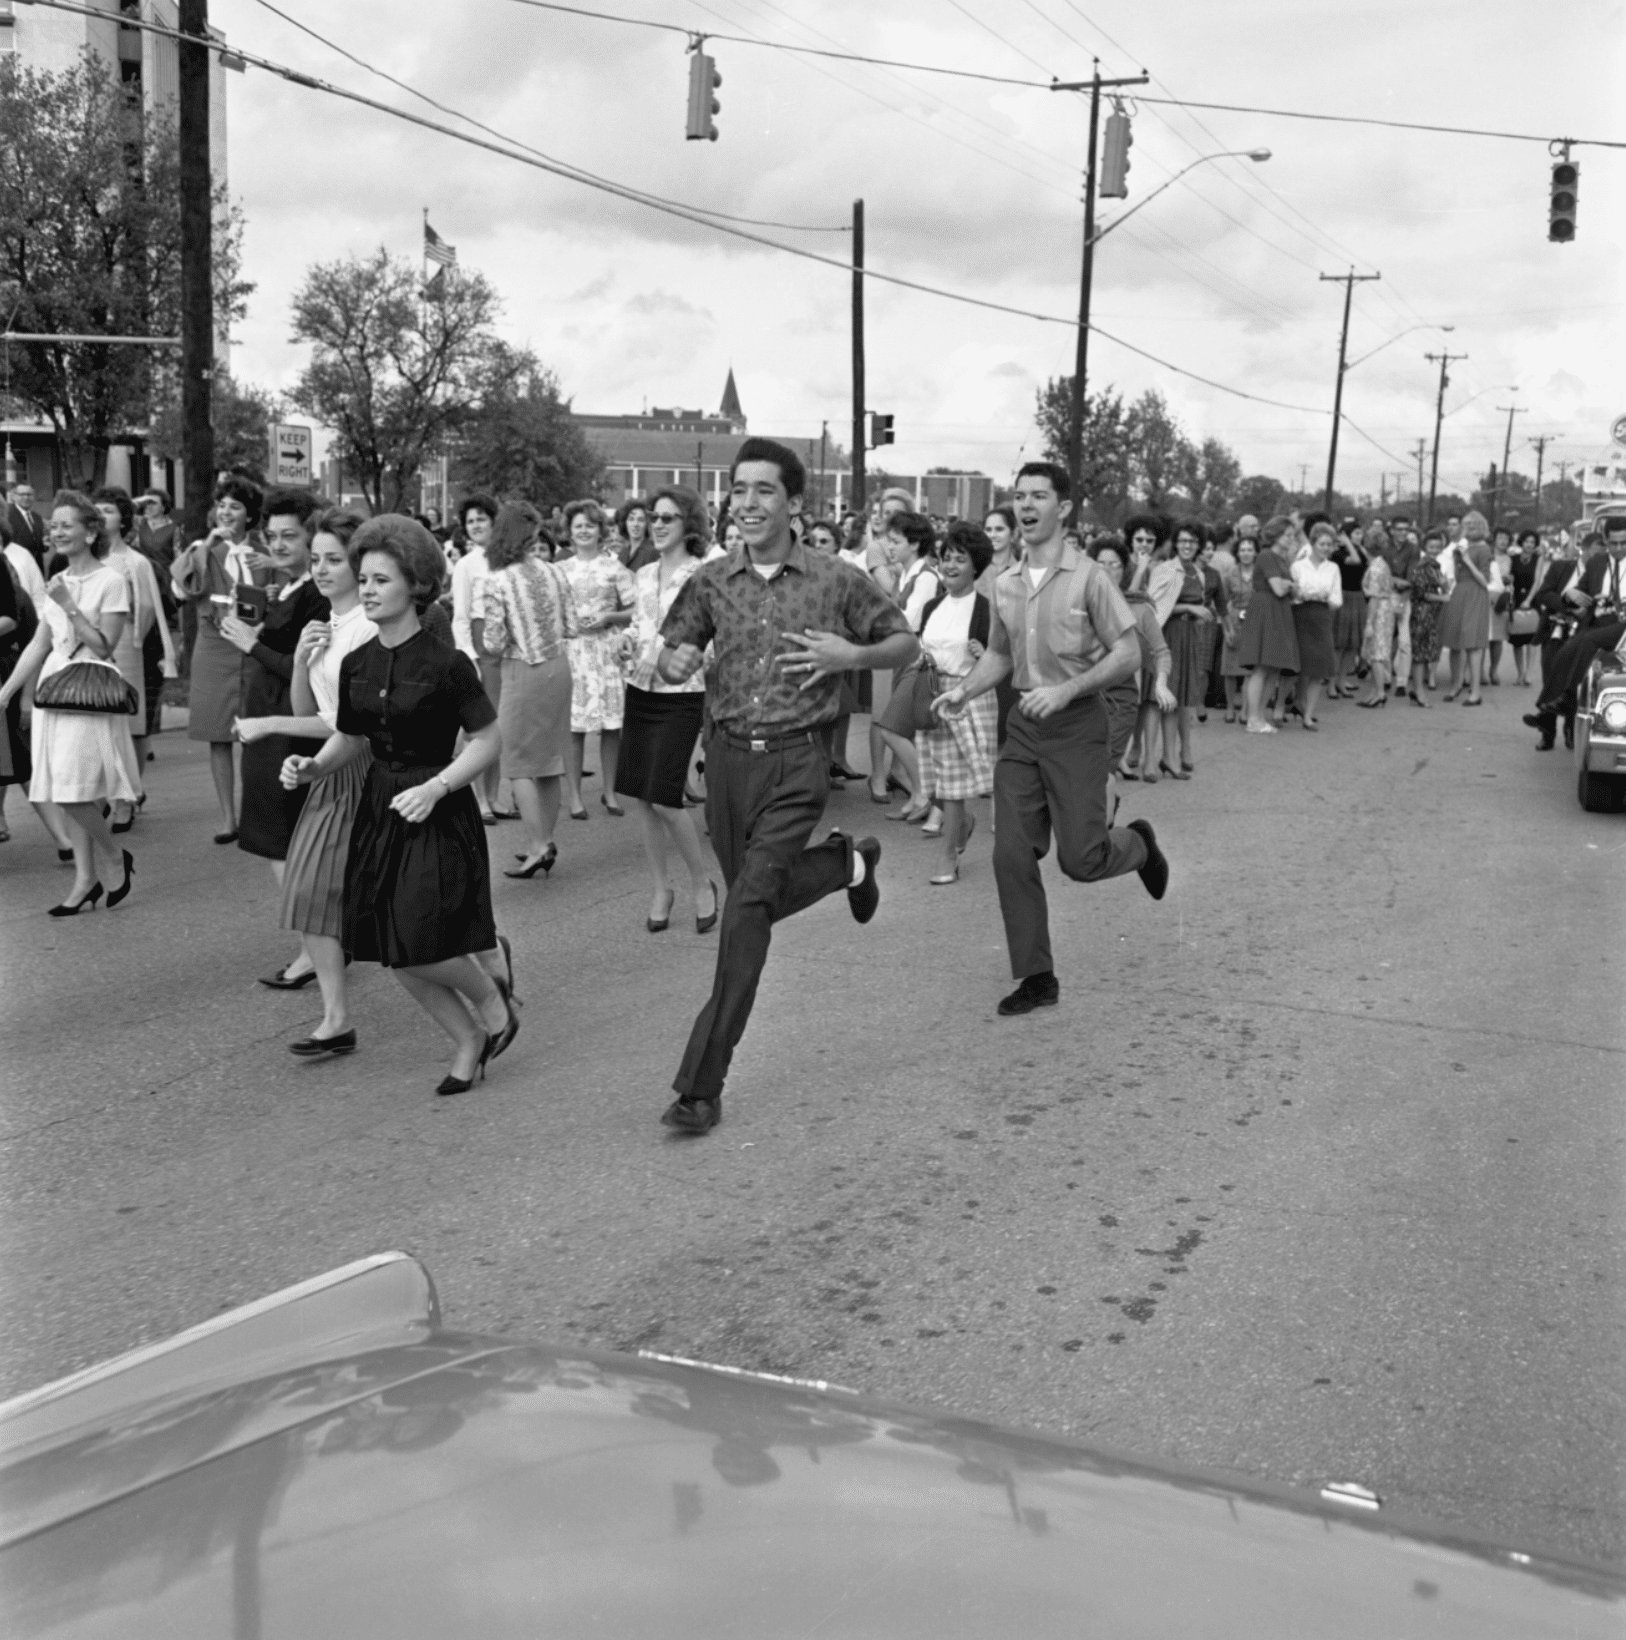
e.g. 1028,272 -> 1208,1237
850,850 -> 867,888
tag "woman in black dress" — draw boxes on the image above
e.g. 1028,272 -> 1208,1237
0,549 -> 35,840
1506,528 -> 1543,687
282,517 -> 518,1096
230,492 -> 330,984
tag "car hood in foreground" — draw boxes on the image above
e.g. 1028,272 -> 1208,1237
1,1254 -> 1619,1638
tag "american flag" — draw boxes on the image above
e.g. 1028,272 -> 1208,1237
424,223 -> 457,268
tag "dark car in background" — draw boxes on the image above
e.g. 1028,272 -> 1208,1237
1,1253 -> 1620,1637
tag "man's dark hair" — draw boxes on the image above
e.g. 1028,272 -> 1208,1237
730,437 -> 806,499
1014,460 -> 1070,501
942,519 -> 993,579
1603,513 -> 1626,535
1302,509 -> 1332,533
885,509 -> 936,559
262,487 -> 324,530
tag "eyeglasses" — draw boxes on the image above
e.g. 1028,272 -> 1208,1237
650,511 -> 683,525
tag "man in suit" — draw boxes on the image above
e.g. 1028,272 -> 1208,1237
3,481 -> 47,571
1524,512 -> 1626,747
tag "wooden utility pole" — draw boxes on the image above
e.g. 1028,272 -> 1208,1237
1050,65 -> 1148,504
851,199 -> 866,521
1423,350 -> 1467,526
1529,434 -> 1549,526
1318,267 -> 1381,511
818,420 -> 828,518
1412,441 -> 1427,521
178,0 -> 214,544
1491,394 -> 1524,529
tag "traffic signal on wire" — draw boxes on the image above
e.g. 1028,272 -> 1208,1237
1548,158 -> 1579,242
868,412 -> 895,448
687,49 -> 721,141
1100,108 -> 1133,198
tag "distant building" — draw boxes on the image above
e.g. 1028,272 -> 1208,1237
573,373 -> 992,521
1,0 -> 233,497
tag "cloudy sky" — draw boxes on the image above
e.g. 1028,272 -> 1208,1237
217,0 -> 1623,503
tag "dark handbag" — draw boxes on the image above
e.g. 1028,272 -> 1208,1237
34,656 -> 139,715
905,660 -> 941,733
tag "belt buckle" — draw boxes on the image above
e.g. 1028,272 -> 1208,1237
750,737 -> 767,752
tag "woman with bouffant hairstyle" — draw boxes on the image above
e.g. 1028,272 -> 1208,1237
282,516 -> 519,1097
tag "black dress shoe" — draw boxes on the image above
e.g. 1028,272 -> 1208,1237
1126,818 -> 1169,901
846,836 -> 881,924
289,1029 -> 358,1057
259,964 -> 318,990
106,849 -> 135,908
48,882 -> 103,917
213,829 -> 238,845
661,1096 -> 721,1134
998,973 -> 1059,1016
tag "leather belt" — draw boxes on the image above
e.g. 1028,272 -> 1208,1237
719,727 -> 823,754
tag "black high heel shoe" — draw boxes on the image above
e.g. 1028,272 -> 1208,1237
504,842 -> 557,879
481,1001 -> 521,1067
48,882 -> 103,917
495,932 -> 520,1006
647,889 -> 676,933
106,849 -> 135,908
436,1058 -> 481,1097
696,879 -> 720,934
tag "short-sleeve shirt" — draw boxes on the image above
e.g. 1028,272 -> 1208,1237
660,543 -> 911,736
337,627 -> 495,767
308,603 -> 378,730
988,543 -> 1134,690
40,564 -> 130,673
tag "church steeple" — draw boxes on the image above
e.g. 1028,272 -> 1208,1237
719,367 -> 745,428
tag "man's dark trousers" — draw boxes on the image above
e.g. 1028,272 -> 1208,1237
1537,621 -> 1626,715
993,693 -> 1147,981
672,730 -> 852,1102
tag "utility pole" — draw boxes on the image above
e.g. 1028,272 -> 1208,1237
1297,463 -> 1310,500
851,199 -> 865,522
1528,434 -> 1549,527
1412,441 -> 1427,520
1423,350 -> 1467,527
1490,393 -> 1524,529
818,420 -> 828,518
1318,267 -> 1381,511
178,0 -> 214,545
1050,64 -> 1149,504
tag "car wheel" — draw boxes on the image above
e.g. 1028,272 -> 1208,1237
1577,767 -> 1626,812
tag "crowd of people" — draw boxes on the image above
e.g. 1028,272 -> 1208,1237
2,455 -> 1619,1120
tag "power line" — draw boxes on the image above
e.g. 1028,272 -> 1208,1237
503,0 -> 1051,86
33,0 -> 1330,416
247,0 -> 851,232
1135,94 -> 1623,152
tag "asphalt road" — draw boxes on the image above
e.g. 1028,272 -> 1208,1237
2,678 -> 1622,1569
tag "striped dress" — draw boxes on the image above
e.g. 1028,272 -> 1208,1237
278,604 -> 377,938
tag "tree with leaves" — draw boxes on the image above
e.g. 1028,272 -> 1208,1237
0,52 -> 250,485
451,343 -> 601,510
150,373 -> 280,484
289,250 -> 518,513
1034,378 -> 1131,521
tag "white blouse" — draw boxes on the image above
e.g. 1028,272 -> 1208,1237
308,603 -> 378,729
1291,556 -> 1343,608
920,589 -> 978,675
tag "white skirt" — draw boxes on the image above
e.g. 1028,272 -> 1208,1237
29,706 -> 141,805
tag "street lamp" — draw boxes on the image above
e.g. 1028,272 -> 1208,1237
1090,148 -> 1271,246
1344,322 -> 1453,374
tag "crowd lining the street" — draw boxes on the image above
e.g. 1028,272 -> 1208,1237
3,460 -> 1623,1109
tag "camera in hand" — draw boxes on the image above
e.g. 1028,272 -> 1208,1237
235,585 -> 269,623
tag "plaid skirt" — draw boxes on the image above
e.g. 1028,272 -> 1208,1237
917,685 -> 997,801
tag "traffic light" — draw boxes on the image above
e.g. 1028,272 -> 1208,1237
686,48 -> 721,142
1099,108 -> 1132,198
867,412 -> 895,449
1548,158 -> 1579,242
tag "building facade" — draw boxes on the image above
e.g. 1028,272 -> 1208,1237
1,0 -> 231,498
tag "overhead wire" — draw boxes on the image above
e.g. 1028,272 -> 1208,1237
28,0 -> 1327,416
246,0 -> 850,232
